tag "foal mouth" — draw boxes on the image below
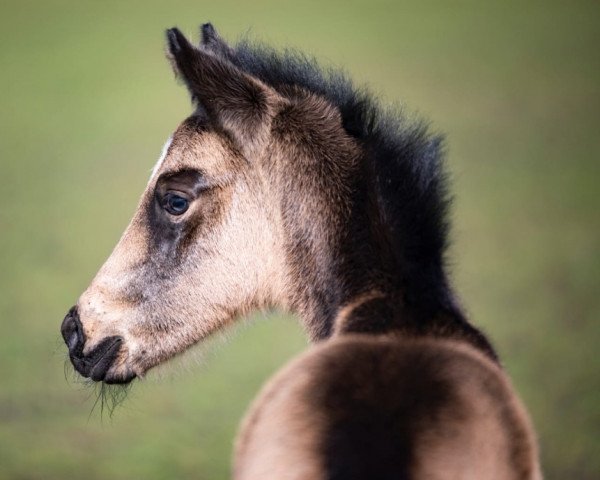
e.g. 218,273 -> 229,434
70,335 -> 136,384
69,336 -> 125,382
62,307 -> 136,384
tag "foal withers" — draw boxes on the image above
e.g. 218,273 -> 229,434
61,24 -> 541,479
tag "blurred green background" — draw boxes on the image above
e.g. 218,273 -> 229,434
1,1 -> 598,479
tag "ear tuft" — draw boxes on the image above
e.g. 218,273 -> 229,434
200,23 -> 235,61
200,23 -> 217,44
166,28 -> 193,57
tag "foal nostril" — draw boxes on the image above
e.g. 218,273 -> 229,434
61,306 -> 85,356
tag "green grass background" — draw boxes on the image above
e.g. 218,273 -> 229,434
0,1 -> 598,478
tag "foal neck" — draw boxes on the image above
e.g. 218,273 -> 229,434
328,290 -> 498,361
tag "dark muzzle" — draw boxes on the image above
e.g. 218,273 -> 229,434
61,306 -> 128,383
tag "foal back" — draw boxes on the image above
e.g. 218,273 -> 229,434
234,335 -> 541,480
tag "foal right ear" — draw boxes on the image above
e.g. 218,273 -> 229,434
166,27 -> 284,158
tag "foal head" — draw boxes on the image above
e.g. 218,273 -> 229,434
60,26 -> 359,383
61,24 -> 479,384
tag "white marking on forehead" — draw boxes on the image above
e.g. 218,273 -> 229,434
148,136 -> 173,183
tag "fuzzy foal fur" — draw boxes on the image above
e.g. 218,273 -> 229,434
62,24 -> 541,479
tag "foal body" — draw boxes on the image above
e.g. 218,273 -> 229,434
61,24 -> 541,479
236,329 -> 539,480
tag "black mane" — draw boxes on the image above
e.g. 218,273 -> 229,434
228,41 -> 453,314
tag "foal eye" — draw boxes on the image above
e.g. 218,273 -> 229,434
163,193 -> 190,215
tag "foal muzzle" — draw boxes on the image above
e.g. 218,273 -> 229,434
61,306 -> 133,384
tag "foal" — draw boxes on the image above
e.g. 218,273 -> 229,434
61,24 -> 541,479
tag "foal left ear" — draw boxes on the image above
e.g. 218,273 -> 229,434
166,27 -> 284,158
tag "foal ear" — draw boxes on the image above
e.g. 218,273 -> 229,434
199,23 -> 236,62
166,27 -> 283,158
